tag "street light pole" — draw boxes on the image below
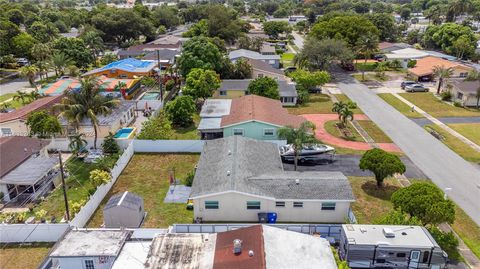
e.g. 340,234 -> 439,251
58,152 -> 70,221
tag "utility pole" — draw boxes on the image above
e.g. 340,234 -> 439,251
58,151 -> 70,221
157,50 -> 163,101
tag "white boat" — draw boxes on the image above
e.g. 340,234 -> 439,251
279,144 -> 335,161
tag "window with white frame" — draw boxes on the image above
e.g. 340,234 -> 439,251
85,260 -> 95,269
275,201 -> 285,207
321,202 -> 336,210
1,128 -> 12,136
205,201 -> 219,209
263,128 -> 274,136
247,201 -> 261,210
233,128 -> 244,136
293,202 -> 303,208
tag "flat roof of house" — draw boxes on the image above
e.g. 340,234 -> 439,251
50,230 -> 130,257
59,101 -> 135,126
0,154 -> 57,185
198,117 -> 223,131
0,136 -> 48,177
342,224 -> 438,248
385,48 -> 430,59
260,43 -> 276,54
83,58 -> 157,76
229,49 -> 280,61
378,42 -> 412,51
200,99 -> 232,118
0,95 -> 63,123
408,56 -> 472,77
111,241 -> 151,269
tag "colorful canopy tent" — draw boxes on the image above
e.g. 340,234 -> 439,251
39,76 -> 141,99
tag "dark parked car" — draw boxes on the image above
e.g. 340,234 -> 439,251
341,62 -> 355,71
401,81 -> 417,89
309,87 -> 322,93
405,84 -> 429,92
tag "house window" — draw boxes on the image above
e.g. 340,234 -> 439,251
263,128 -> 274,136
281,97 -> 294,103
233,128 -> 244,136
423,251 -> 430,263
205,201 -> 219,209
268,60 -> 275,64
396,253 -> 406,258
293,202 -> 303,208
119,74 -> 127,78
258,74 -> 264,78
85,260 -> 95,269
247,201 -> 261,210
245,90 -> 250,95
1,128 -> 12,136
321,202 -> 336,210
219,90 -> 227,96
457,92 -> 464,99
459,72 -> 468,77
276,201 -> 285,207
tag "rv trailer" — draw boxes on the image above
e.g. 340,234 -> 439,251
339,224 -> 447,269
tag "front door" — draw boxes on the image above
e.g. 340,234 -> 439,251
409,250 -> 421,269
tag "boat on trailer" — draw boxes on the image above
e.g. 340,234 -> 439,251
279,144 -> 335,162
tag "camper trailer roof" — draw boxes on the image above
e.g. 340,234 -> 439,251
342,225 -> 438,248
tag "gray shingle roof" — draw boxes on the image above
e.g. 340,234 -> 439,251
229,49 -> 280,61
190,136 -> 354,201
219,80 -> 297,98
104,191 -> 144,211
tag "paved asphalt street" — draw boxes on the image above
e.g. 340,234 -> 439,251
292,32 -> 304,50
335,73 -> 480,226
283,154 -> 427,179
411,116 -> 480,127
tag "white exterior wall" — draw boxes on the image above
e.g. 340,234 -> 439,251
55,256 -> 115,269
193,192 -> 351,223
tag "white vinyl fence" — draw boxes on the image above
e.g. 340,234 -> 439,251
46,137 -> 132,151
69,142 -> 134,227
0,223 -> 69,243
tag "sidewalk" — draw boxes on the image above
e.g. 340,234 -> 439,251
439,223 -> 480,269
392,93 -> 480,152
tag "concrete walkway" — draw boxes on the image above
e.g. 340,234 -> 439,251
392,93 -> 480,152
335,72 -> 480,226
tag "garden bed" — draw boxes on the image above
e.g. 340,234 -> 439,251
324,120 -> 363,142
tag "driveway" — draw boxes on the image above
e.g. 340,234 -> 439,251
335,72 -> 480,226
291,32 -> 304,50
283,154 -> 427,179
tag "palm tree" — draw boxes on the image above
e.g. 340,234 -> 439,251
55,77 -> 120,149
339,107 -> 354,127
26,91 -> 42,103
0,102 -> 11,113
13,90 -> 29,104
356,34 -> 379,81
114,81 -> 127,98
332,101 -> 348,121
83,31 -> 104,67
19,65 -> 39,90
68,133 -> 88,156
448,0 -> 473,21
52,52 -> 74,76
36,60 -> 50,80
433,65 -> 454,94
277,121 -> 317,171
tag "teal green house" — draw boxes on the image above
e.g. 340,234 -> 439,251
198,95 -> 305,140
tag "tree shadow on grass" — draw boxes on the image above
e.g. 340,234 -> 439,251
361,180 -> 400,201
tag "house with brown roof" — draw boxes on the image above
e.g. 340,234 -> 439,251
449,80 -> 480,107
0,95 -> 63,137
408,56 -> 473,81
247,59 -> 288,81
198,95 -> 305,140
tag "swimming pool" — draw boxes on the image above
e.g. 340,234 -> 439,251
114,127 -> 136,139
140,91 -> 160,100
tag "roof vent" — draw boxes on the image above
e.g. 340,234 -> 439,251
233,239 -> 242,255
383,228 -> 395,238
227,171 -> 231,176
228,150 -> 232,155
295,179 -> 300,185
249,250 -> 254,257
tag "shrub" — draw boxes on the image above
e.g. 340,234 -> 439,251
296,87 -> 310,104
137,112 -> 173,140
89,169 -> 111,187
453,101 -> 463,107
70,199 -> 86,218
102,132 -> 120,154
35,209 -> 47,221
184,170 -> 195,187
346,100 -> 357,109
428,226 -> 460,260
440,91 -> 452,101
165,95 -> 196,127
407,59 -> 417,68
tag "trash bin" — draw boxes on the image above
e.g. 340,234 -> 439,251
258,213 -> 268,223
267,212 -> 277,223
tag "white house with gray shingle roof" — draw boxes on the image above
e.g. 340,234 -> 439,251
190,136 -> 355,223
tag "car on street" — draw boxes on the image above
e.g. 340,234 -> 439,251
405,84 -> 429,92
401,81 -> 417,89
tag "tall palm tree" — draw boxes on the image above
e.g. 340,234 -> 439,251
19,65 -> 39,90
52,52 -> 74,76
13,90 -> 29,105
277,121 -> 317,171
55,77 -> 120,149
68,133 -> 88,156
433,65 -> 454,94
332,101 -> 348,122
340,107 -> 354,126
114,81 -> 127,98
448,0 -> 473,21
83,31 -> 104,67
356,34 -> 379,81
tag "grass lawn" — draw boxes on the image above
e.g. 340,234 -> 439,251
357,120 -> 392,143
287,93 -> 334,115
348,177 -> 401,224
452,206 -> 480,259
424,124 -> 480,163
352,73 -> 388,82
333,94 -> 364,114
399,92 -> 480,117
0,243 -> 52,269
87,154 -> 199,228
324,120 -> 364,142
0,93 -> 24,109
378,93 -> 424,118
354,62 -> 377,71
447,123 -> 480,145
30,155 -> 120,220
170,114 -> 200,140
281,53 -> 295,67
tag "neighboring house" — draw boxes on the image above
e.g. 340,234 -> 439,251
384,48 -> 430,68
148,35 -> 185,48
190,136 -> 355,223
408,56 -> 473,81
145,225 -> 337,269
60,101 -> 136,138
83,58 -> 157,79
0,136 -> 59,203
260,43 -> 276,55
247,58 -> 288,81
0,95 -> 63,137
378,42 -> 412,53
103,191 -> 145,228
198,99 -> 231,140
449,80 -> 480,107
141,49 -> 180,68
39,76 -> 142,99
229,49 -> 280,69
214,79 -> 298,106
49,230 -> 131,269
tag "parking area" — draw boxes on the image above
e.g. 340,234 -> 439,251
283,154 -> 427,179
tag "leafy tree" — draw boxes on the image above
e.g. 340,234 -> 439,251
339,107 -> 354,126
310,15 -> 379,48
247,77 -> 280,100
28,21 -> 59,43
359,148 -> 406,188
13,90 -> 29,105
433,66 -> 454,94
0,20 -> 21,56
295,37 -> 353,71
356,34 -> 379,80
165,96 -> 196,127
55,77 -> 120,149
277,121 -> 317,171
391,182 -> 456,224
26,91 -> 42,103
452,35 -> 475,59
177,36 -> 224,77
261,1 -> 279,15
183,68 -> 221,101
375,210 -> 423,225
400,7 -> 412,21
102,132 -> 120,154
82,31 -> 104,67
26,110 -> 61,138
12,32 -> 37,59
332,101 -> 348,121
366,13 -> 398,42
182,19 -> 209,37
52,52 -> 74,76
31,43 -> 52,63
206,5 -> 241,44
68,133 -> 87,156
19,65 -> 39,90
53,37 -> 93,67
289,69 -> 330,91
428,226 -> 461,260
6,9 -> 25,25
423,23 -> 477,58
89,169 -> 111,186
100,53 -> 118,66
151,6 -> 180,30
137,112 -> 173,140
232,58 -> 252,79
407,59 -> 417,68
263,21 -> 290,39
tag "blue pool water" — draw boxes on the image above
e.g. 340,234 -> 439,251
114,128 -> 134,138
140,92 -> 160,100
